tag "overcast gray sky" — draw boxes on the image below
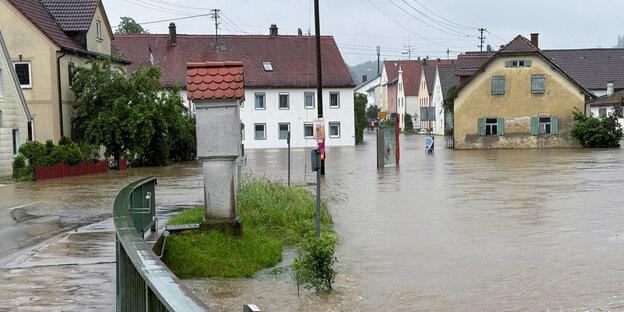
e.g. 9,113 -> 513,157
101,0 -> 624,66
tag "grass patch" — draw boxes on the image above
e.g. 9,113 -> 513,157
162,177 -> 333,278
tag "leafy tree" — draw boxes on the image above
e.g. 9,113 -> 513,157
570,107 -> 623,147
616,35 -> 624,48
366,104 -> 380,120
115,17 -> 148,34
442,84 -> 459,116
71,57 -> 195,166
404,113 -> 414,131
354,93 -> 368,144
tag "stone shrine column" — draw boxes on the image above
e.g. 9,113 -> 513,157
186,61 -> 244,235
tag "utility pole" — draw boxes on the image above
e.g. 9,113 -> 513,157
403,43 -> 413,60
447,48 -> 450,60
478,28 -> 486,52
211,9 -> 220,46
377,45 -> 380,75
314,0 -> 325,176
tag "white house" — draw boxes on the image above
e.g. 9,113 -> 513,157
431,64 -> 459,135
354,74 -> 381,109
0,29 -> 31,177
113,24 -> 356,149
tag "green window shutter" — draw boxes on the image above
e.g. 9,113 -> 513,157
551,116 -> 558,134
492,76 -> 505,95
525,60 -> 531,67
531,117 -> 538,135
505,61 -> 512,68
478,118 -> 485,136
497,118 -> 505,135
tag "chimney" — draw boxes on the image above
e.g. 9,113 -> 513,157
269,24 -> 278,36
607,82 -> 614,96
169,22 -> 177,47
530,33 -> 539,48
362,75 -> 368,83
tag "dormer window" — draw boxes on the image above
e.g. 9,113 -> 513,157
262,62 -> 273,72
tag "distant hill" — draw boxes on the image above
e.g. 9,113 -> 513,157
348,60 -> 380,85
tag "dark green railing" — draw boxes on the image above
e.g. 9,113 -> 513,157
114,177 -> 210,312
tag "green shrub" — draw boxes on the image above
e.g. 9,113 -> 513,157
404,114 -> 414,130
18,140 -> 46,165
292,232 -> 338,293
571,108 -> 623,147
12,155 -> 34,181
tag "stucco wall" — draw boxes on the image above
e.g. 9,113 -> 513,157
86,3 -> 112,55
432,69 -> 445,135
418,71 -> 431,129
454,55 -> 586,149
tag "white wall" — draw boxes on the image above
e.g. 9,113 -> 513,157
0,62 -> 29,177
432,68 -> 445,135
240,88 -> 355,149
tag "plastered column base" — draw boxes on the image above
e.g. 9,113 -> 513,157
200,216 -> 242,236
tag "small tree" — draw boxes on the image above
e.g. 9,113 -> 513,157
366,105 -> 380,120
404,114 -> 414,131
354,93 -> 368,144
570,107 -> 623,147
115,17 -> 148,34
292,232 -> 338,293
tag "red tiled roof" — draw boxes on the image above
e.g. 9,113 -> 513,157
186,61 -> 244,100
498,35 -> 539,54
384,59 -> 454,96
40,0 -> 98,32
6,0 -> 86,51
113,34 -> 355,89
455,52 -> 494,76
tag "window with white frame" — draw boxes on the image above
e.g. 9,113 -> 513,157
254,123 -> 266,140
13,62 -> 31,88
329,92 -> 340,108
304,92 -> 315,109
254,92 -> 265,109
304,122 -> 313,138
13,129 -> 20,155
328,121 -> 340,138
96,20 -> 102,40
538,117 -> 551,134
279,93 -> 289,109
278,123 -> 290,139
599,107 -> 607,118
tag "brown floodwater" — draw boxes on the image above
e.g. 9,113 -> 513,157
2,130 -> 624,311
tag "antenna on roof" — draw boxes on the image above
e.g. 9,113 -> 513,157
211,9 -> 220,46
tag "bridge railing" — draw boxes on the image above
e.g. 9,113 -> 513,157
114,177 -> 210,312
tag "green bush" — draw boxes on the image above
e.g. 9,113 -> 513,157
12,137 -> 88,180
18,140 -> 46,165
12,155 -> 33,181
571,108 -> 623,147
292,232 -> 338,293
404,114 -> 414,130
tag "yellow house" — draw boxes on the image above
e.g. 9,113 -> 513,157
0,0 -> 114,143
452,35 -> 594,149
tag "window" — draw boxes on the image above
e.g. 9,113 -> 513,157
304,92 -> 315,108
531,74 -> 545,94
531,116 -> 558,135
491,76 -> 505,95
13,62 -> 31,88
279,93 -> 289,109
13,129 -> 20,155
254,123 -> 266,140
599,107 -> 607,118
262,62 -> 273,71
0,110 -> 3,127
330,92 -> 340,108
0,68 -> 3,97
304,122 -> 314,138
278,123 -> 290,139
241,122 -> 245,140
328,121 -> 340,138
96,20 -> 102,40
505,60 -> 531,68
68,63 -> 75,87
254,92 -> 265,109
478,118 -> 504,136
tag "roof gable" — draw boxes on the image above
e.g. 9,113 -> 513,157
436,64 -> 459,99
423,65 -> 437,95
6,0 -> 86,52
113,34 -> 355,89
498,35 -> 539,54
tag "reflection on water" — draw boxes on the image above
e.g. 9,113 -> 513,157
3,131 -> 624,310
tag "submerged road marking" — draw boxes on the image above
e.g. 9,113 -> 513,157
7,201 -> 42,211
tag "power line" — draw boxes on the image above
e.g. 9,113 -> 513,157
126,0 -> 195,16
407,0 -> 476,30
387,0 -> 471,38
397,0 -> 474,37
112,13 -> 212,28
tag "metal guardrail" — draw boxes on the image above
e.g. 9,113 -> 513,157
114,177 -> 210,312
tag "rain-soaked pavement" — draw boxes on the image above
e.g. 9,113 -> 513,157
2,130 -> 624,311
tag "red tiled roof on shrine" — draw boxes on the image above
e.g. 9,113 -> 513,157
186,61 -> 244,101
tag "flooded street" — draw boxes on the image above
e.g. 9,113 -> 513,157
3,130 -> 624,311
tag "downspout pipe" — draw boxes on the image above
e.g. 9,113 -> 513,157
57,52 -> 66,138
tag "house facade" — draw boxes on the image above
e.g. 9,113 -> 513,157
431,64 -> 459,135
113,26 -> 356,149
0,29 -> 31,177
453,35 -> 593,149
588,88 -> 624,125
354,74 -> 381,110
0,0 -> 115,143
